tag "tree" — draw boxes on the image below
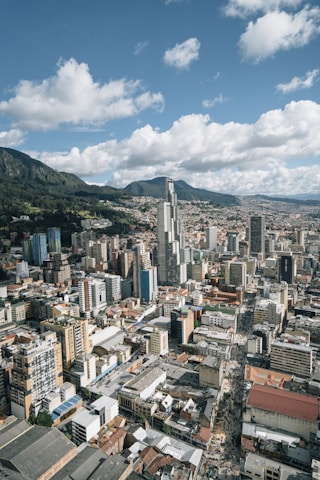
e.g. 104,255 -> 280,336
35,411 -> 53,427
137,413 -> 146,425
28,412 -> 36,425
162,423 -> 171,435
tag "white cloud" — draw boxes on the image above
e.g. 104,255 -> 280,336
224,0 -> 303,18
38,99 -> 320,196
134,41 -> 148,55
202,94 -> 228,109
165,0 -> 188,5
0,58 -> 164,131
163,38 -> 200,70
239,7 -> 320,62
276,69 -> 319,93
0,129 -> 25,147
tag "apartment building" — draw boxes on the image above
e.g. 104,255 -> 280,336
41,316 -> 89,371
150,328 -> 169,356
10,331 -> 63,419
171,306 -> 194,344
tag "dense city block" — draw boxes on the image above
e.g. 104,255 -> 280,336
0,178 -> 320,479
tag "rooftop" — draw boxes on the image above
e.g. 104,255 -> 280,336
247,384 -> 319,423
0,424 -> 76,479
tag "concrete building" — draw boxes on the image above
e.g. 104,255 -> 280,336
140,266 -> 158,303
117,366 -> 166,414
119,249 -> 134,278
245,384 -> 319,440
243,452 -> 311,480
43,252 -> 71,285
105,274 -> 121,303
86,239 -> 108,264
78,278 -> 92,319
270,339 -> 313,378
201,305 -> 237,330
227,231 -> 239,252
193,326 -> 233,345
171,306 -> 194,344
71,409 -> 101,444
132,241 -> 152,299
157,178 -> 187,286
225,260 -> 247,288
191,260 -> 208,282
90,395 -> 119,426
49,446 -> 111,480
0,302 -> 12,326
205,226 -> 218,251
0,419 -> 77,479
247,335 -> 263,354
10,302 -> 26,324
254,298 -> 284,328
70,353 -> 96,388
10,332 -> 63,419
150,328 -> 169,356
91,278 -> 107,308
199,355 -> 223,389
41,316 -> 89,371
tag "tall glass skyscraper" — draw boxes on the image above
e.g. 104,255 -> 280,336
47,227 -> 61,253
157,178 -> 187,286
249,215 -> 265,258
32,233 -> 48,266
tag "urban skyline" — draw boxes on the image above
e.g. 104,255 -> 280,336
1,177 -> 320,478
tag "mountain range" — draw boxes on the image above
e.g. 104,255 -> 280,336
0,147 -> 239,205
0,147 -> 319,208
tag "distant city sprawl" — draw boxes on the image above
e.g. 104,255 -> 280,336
0,177 -> 320,479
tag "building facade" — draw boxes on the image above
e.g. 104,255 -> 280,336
249,215 -> 265,258
10,332 -> 63,419
47,227 -> 61,254
41,316 -> 89,371
157,178 -> 187,287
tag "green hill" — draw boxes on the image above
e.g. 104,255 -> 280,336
124,177 -> 239,206
0,147 -> 130,244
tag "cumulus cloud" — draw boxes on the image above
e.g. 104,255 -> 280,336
224,0 -> 303,18
163,38 -> 200,70
0,58 -> 164,130
239,7 -> 320,62
202,94 -> 228,109
134,41 -> 148,55
0,129 -> 25,147
276,69 -> 319,93
165,0 -> 188,4
38,99 -> 320,196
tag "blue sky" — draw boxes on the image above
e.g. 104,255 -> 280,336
0,0 -> 319,196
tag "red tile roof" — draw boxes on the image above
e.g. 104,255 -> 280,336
247,384 -> 319,422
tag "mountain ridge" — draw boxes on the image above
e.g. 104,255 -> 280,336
1,147 -> 319,206
123,177 -> 239,205
0,147 -> 239,206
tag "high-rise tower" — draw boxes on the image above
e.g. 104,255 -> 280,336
47,227 -> 61,254
205,226 -> 218,251
249,215 -> 265,258
32,233 -> 48,266
157,178 -> 187,286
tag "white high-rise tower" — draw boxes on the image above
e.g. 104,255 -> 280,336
157,178 -> 187,286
